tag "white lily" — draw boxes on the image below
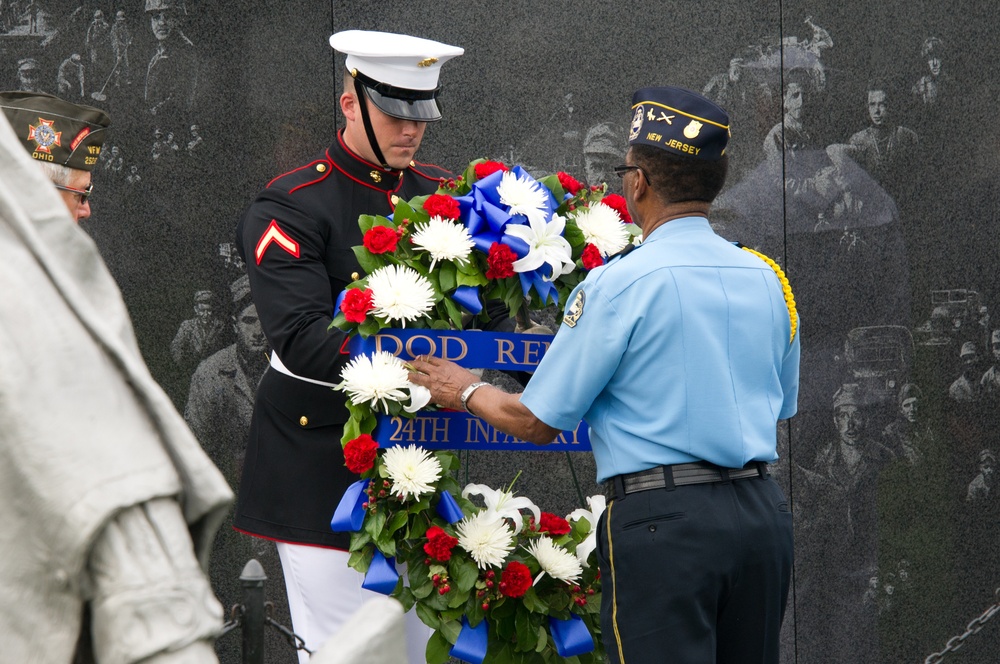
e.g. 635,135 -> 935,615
567,494 -> 607,568
505,213 -> 575,281
462,483 -> 540,529
404,384 -> 432,413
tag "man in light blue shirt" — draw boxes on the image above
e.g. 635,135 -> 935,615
412,85 -> 799,664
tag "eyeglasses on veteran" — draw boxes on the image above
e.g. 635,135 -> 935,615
54,181 -> 94,203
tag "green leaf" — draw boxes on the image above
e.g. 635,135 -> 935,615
535,625 -> 548,652
396,586 -> 416,612
347,547 -> 372,572
438,262 -> 458,292
522,587 -> 549,614
439,618 -> 463,644
425,630 -> 452,664
358,214 -> 379,234
364,508 -> 387,540
358,316 -> 382,338
352,245 -> 384,275
386,510 -> 408,536
449,556 -> 480,593
456,270 -> 489,288
443,296 -> 464,329
348,531 -> 371,552
415,600 -> 442,629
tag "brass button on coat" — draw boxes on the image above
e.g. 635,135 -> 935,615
299,416 -> 309,427
316,163 -> 327,173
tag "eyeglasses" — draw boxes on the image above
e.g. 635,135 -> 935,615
613,164 -> 643,179
54,182 -> 94,203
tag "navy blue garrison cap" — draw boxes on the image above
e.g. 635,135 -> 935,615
628,86 -> 730,161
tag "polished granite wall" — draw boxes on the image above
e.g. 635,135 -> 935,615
4,0 -> 998,661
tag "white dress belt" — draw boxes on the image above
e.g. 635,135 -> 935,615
269,352 -> 339,389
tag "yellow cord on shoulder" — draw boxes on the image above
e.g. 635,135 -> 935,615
741,246 -> 798,344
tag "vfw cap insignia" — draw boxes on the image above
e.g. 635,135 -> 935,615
28,117 -> 61,154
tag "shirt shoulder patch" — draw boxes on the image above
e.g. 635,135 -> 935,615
563,290 -> 586,328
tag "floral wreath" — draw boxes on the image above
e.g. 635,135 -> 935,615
328,160 -> 641,663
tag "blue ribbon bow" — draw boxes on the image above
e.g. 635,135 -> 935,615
330,479 -> 370,532
549,614 -> 595,657
362,550 -> 399,595
435,490 -> 465,524
450,616 -> 489,664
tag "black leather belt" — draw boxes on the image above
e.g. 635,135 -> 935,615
604,461 -> 768,500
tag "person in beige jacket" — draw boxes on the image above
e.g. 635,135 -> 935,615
0,101 -> 231,661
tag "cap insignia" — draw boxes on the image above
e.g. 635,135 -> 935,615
629,106 -> 643,141
417,57 -> 439,68
683,120 -> 703,139
563,290 -> 586,328
28,117 -> 62,154
369,170 -> 382,183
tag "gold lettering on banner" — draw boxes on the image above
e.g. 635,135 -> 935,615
375,334 -> 404,356
387,416 -> 450,444
494,338 -> 551,367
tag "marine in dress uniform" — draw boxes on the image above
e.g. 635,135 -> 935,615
234,30 -> 463,662
411,86 -> 801,663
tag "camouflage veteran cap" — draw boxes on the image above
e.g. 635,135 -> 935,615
628,86 -> 730,161
0,91 -> 111,171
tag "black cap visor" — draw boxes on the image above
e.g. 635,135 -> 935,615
365,86 -> 442,122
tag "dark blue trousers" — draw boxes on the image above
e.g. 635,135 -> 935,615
597,474 -> 793,663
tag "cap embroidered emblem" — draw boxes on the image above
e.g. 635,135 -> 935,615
683,120 -> 703,139
28,117 -> 61,154
563,290 -> 586,328
416,57 -> 439,67
629,106 -> 643,141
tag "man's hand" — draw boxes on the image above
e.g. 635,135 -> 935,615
408,355 -> 481,411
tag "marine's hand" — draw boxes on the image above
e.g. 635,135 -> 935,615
408,355 -> 481,410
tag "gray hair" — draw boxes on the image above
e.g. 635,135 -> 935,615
35,161 -> 75,187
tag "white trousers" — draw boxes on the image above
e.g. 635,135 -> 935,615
276,542 -> 431,663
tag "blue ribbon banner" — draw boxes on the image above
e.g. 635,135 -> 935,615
549,614 -> 595,657
362,550 -> 400,595
329,479 -> 370,532
348,329 -> 592,451
451,616 -> 489,664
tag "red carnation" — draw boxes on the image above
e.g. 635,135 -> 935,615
474,160 -> 509,179
557,171 -> 584,195
499,560 -> 532,598
538,512 -> 572,536
485,242 -> 517,279
423,194 -> 461,220
423,526 -> 459,562
600,193 -> 632,223
363,226 -> 400,254
581,244 -> 605,270
340,287 -> 374,323
343,434 -> 379,474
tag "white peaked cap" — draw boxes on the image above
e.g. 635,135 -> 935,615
329,30 -> 464,92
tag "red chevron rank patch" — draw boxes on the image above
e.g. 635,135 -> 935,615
255,220 -> 300,264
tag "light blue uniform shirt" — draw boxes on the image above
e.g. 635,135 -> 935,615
520,216 -> 800,483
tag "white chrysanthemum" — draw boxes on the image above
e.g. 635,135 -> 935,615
338,351 -> 411,412
505,213 -> 575,280
497,170 -> 549,226
567,494 -> 606,568
527,537 -> 583,585
574,202 -> 630,256
457,511 -> 516,569
367,264 -> 435,327
382,444 -> 442,501
463,484 -> 540,529
410,216 -> 476,270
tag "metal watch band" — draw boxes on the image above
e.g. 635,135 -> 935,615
460,381 -> 490,414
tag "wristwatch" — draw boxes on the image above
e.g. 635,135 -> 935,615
460,381 -> 490,415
